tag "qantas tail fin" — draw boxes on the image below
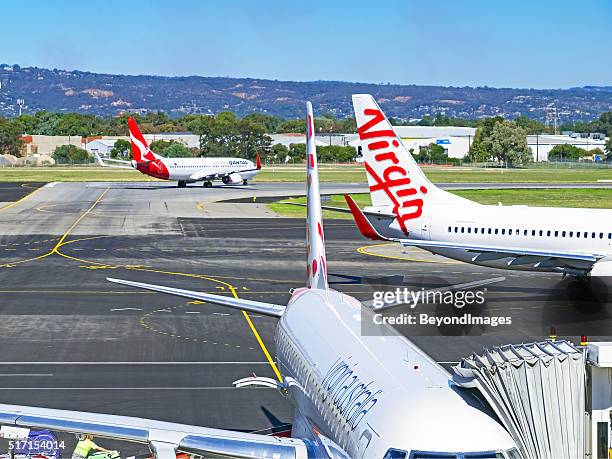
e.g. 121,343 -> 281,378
128,117 -> 156,162
351,95 -> 473,235
305,102 -> 328,290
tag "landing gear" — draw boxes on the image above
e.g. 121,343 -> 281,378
177,181 -> 187,188
243,179 -> 248,186
203,181 -> 213,188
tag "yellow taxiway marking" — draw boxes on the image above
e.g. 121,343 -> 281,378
0,188 -> 109,268
3,186 -> 283,384
357,242 -> 460,264
196,202 -> 205,211
0,186 -> 43,212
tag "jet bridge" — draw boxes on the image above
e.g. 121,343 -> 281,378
452,340 -> 587,459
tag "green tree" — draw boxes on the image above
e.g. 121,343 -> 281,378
277,119 -> 306,133
52,144 -> 91,164
110,139 -> 131,159
288,143 -> 306,162
548,144 -> 588,161
466,116 -> 505,162
514,115 -> 547,135
317,145 -> 357,162
489,120 -> 531,166
162,143 -> 194,158
605,137 -> 612,161
269,143 -> 289,162
0,118 -> 23,156
415,143 -> 448,164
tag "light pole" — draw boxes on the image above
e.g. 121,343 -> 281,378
16,98 -> 25,116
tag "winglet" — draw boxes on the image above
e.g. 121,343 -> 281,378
128,116 -> 155,162
256,153 -> 261,170
344,194 -> 388,241
305,102 -> 328,290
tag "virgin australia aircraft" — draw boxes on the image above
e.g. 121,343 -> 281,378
343,94 -> 612,279
0,103 -> 520,459
95,116 -> 261,188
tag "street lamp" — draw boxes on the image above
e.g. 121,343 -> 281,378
16,98 -> 25,116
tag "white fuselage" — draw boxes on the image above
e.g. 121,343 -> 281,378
275,287 -> 518,458
369,202 -> 612,274
163,157 -> 258,182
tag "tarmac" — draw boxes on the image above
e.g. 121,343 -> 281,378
0,180 -> 610,455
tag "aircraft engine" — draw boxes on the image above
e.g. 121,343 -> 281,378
222,173 -> 242,184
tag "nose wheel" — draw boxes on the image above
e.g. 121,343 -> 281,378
203,181 -> 213,188
177,181 -> 187,188
243,179 -> 248,186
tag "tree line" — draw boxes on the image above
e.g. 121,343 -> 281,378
0,109 -> 611,165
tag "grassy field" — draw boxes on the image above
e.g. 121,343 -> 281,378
0,163 -> 611,183
269,188 -> 612,219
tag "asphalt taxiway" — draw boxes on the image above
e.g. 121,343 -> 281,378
0,181 -> 610,454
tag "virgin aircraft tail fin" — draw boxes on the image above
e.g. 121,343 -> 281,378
351,94 -> 475,235
305,101 -> 328,290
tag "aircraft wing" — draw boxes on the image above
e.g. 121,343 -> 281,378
93,152 -> 134,169
345,194 -> 603,272
188,168 -> 216,181
0,403 -> 309,459
107,277 -> 286,317
398,239 -> 601,270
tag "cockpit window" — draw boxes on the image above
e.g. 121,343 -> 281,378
384,449 -> 408,459
407,452 -> 502,459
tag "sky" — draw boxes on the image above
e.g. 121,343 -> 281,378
0,0 -> 610,89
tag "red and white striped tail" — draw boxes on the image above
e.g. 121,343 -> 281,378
128,117 -> 156,162
305,102 -> 328,290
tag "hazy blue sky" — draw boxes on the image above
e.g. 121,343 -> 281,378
0,0 -> 610,88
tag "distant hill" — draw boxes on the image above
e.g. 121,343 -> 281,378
1,64 -> 611,122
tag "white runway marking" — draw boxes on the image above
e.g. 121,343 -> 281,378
110,307 -> 143,311
0,373 -> 53,377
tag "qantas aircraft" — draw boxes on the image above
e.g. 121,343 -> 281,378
0,103 -> 520,459
342,94 -> 612,279
95,117 -> 261,188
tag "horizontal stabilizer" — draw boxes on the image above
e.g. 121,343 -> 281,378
107,278 -> 286,317
344,194 -> 389,241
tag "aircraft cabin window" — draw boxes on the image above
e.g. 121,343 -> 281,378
531,230 -> 536,236
448,226 -> 451,233
454,227 -> 458,233
569,231 -> 573,237
461,227 -> 465,233
501,229 -> 506,235
488,228 -> 492,234
584,232 -> 588,238
539,230 -> 543,236
577,232 -> 581,238
554,231 -> 558,237
524,230 -> 528,236
609,233 -> 612,239
547,230 -> 551,236
468,228 -> 472,234
495,229 -> 499,235
592,232 -> 596,238
600,233 -> 604,239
